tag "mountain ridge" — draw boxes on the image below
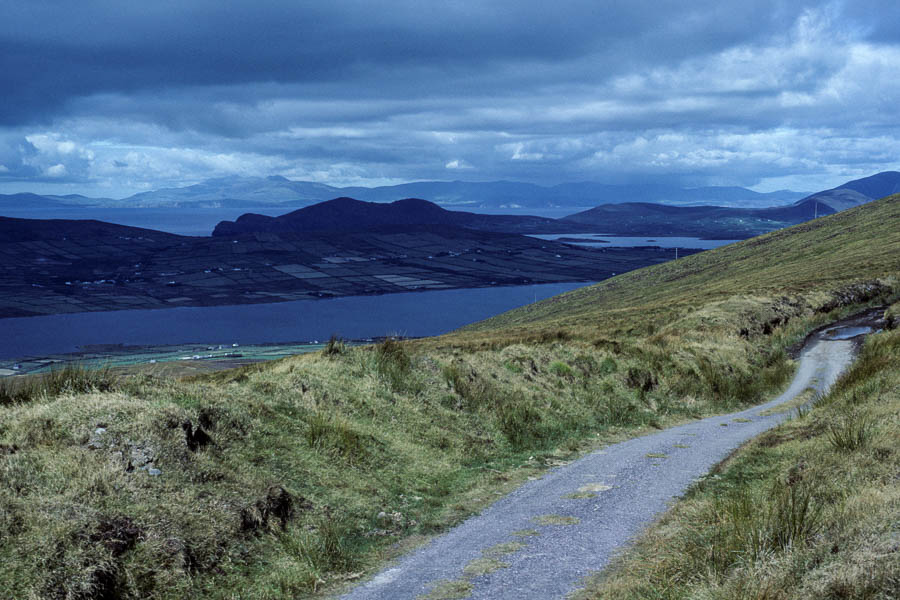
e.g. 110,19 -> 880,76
0,178 -> 810,210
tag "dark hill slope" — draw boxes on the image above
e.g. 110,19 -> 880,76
0,193 -> 69,210
559,172 -> 900,238
559,200 -> 832,238
459,194 -> 900,339
0,216 -> 186,243
797,171 -> 900,212
834,170 -> 900,199
212,197 -> 582,236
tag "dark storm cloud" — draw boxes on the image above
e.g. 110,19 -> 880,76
1,0 -> 899,194
0,0 -> 801,125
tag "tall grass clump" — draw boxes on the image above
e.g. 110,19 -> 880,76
374,337 -> 414,392
707,478 -> 823,572
494,392 -> 547,449
322,335 -> 346,357
289,514 -> 361,574
304,412 -> 371,463
827,409 -> 875,451
441,362 -> 496,411
0,364 -> 117,405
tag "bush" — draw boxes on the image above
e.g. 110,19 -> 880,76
597,357 -> 618,376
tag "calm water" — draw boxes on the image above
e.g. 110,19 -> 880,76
0,282 -> 591,359
1,207 -> 727,361
529,233 -> 741,249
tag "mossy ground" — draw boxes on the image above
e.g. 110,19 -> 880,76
0,197 -> 898,599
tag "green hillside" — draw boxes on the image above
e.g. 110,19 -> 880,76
0,196 -> 897,599
454,194 -> 900,342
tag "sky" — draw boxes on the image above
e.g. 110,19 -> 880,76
1,0 -> 899,198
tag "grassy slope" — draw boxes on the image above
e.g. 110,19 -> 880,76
576,309 -> 900,600
0,196 -> 897,599
452,195 -> 900,342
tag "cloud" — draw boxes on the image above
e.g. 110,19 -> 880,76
45,164 -> 67,177
445,159 -> 473,170
1,0 -> 899,196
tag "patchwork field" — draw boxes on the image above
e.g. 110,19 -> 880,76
0,221 -> 696,318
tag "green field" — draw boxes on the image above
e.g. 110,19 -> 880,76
0,196 -> 897,599
0,341 -> 357,379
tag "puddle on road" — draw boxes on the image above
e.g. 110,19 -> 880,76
823,325 -> 875,340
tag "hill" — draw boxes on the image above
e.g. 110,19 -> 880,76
213,173 -> 900,240
0,196 -> 897,599
0,215 -> 185,243
338,180 -> 806,209
558,176 -> 898,238
558,200 -> 830,238
461,195 -> 899,341
2,177 -> 806,211
126,177 -> 805,210
0,192 -> 71,210
211,197 -> 582,236
796,170 -> 900,212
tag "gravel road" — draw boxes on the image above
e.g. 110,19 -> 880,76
341,326 -> 866,599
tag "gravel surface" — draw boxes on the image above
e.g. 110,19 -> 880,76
341,331 -> 862,600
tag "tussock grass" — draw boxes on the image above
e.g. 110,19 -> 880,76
575,326 -> 900,600
826,408 -> 876,452
322,335 -> 347,357
374,337 -> 415,392
0,364 -> 117,405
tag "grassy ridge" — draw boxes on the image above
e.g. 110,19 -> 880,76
0,196 -> 897,599
577,308 -> 900,599
453,195 -> 900,342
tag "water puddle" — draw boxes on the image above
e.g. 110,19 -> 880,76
823,325 -> 875,340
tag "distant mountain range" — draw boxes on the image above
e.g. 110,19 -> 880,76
3,171 -> 898,239
1,176 -> 811,210
213,172 -> 900,239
